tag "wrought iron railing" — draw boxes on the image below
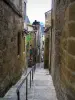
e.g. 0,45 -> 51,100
16,65 -> 36,100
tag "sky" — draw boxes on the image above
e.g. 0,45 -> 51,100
27,0 -> 52,24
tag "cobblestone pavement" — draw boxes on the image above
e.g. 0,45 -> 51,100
4,63 -> 57,100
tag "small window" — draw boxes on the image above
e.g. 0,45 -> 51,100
17,32 -> 21,55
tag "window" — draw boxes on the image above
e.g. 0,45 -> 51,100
17,32 -> 21,55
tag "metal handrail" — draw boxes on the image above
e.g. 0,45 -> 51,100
16,65 -> 36,100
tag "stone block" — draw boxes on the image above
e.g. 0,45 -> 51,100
66,84 -> 75,100
60,62 -> 67,84
68,21 -> 75,37
61,62 -> 75,85
61,30 -> 68,39
61,39 -> 68,50
67,54 -> 75,71
69,2 -> 75,21
67,39 -> 75,56
65,2 -> 75,22
60,49 -> 67,65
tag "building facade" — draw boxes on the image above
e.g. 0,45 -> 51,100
33,20 -> 41,63
50,0 -> 75,100
0,0 -> 27,96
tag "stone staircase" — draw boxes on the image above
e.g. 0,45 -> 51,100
2,63 -> 57,100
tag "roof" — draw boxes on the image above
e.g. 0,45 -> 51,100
45,10 -> 51,14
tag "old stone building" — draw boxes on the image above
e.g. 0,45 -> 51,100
44,10 -> 51,69
50,0 -> 75,100
33,20 -> 41,63
0,0 -> 27,96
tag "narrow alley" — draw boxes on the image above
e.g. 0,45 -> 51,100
0,0 -> 75,100
28,63 -> 57,100
4,63 -> 57,100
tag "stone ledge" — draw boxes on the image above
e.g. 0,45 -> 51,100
3,0 -> 22,17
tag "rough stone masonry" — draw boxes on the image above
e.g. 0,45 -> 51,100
51,0 -> 75,100
0,0 -> 25,97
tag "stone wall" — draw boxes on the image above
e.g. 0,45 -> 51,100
0,0 -> 26,96
60,2 -> 75,100
51,0 -> 75,100
44,10 -> 51,69
44,33 -> 49,68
